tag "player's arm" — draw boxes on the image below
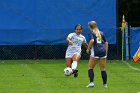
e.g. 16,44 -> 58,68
86,39 -> 94,54
66,33 -> 73,45
102,32 -> 108,55
83,38 -> 88,49
66,37 -> 73,45
83,42 -> 88,49
105,41 -> 108,55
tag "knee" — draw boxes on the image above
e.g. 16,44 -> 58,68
73,56 -> 80,61
73,57 -> 77,61
88,63 -> 94,69
100,66 -> 106,71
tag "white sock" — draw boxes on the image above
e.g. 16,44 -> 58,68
72,61 -> 77,70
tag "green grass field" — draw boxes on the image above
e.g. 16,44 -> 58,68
0,60 -> 140,93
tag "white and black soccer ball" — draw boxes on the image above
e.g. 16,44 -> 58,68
64,67 -> 73,76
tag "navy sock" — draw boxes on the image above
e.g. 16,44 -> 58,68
88,69 -> 94,82
101,71 -> 107,84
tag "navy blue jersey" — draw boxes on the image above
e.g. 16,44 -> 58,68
89,31 -> 107,57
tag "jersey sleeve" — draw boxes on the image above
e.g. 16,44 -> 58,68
88,32 -> 94,40
87,32 -> 94,43
67,33 -> 74,39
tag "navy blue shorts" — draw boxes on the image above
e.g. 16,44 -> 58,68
90,44 -> 106,58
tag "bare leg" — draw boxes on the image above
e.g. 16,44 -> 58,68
99,58 -> 106,71
65,58 -> 72,68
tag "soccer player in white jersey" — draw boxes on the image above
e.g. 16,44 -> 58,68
65,24 -> 88,77
86,21 -> 108,88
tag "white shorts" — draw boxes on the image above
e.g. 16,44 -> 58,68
65,52 -> 81,58
65,46 -> 81,58
65,49 -> 81,58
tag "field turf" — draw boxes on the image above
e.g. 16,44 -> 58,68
0,60 -> 140,93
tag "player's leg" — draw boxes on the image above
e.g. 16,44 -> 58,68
99,58 -> 107,88
65,50 -> 73,68
72,54 -> 81,70
72,53 -> 81,77
86,57 -> 98,88
65,58 -> 73,68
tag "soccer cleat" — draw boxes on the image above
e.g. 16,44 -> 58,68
86,82 -> 94,88
103,84 -> 107,88
73,70 -> 78,78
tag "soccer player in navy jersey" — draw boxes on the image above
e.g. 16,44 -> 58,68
65,24 -> 88,77
86,21 -> 108,88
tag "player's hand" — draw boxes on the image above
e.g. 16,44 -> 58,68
68,41 -> 73,45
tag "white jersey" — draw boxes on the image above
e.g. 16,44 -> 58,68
65,32 -> 86,58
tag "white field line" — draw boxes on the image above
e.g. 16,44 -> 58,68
122,61 -> 140,72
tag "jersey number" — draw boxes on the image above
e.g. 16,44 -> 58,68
97,37 -> 101,43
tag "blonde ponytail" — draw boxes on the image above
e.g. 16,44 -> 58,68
94,27 -> 101,41
88,21 -> 102,41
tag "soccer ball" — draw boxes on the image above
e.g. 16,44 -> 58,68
64,67 -> 73,76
